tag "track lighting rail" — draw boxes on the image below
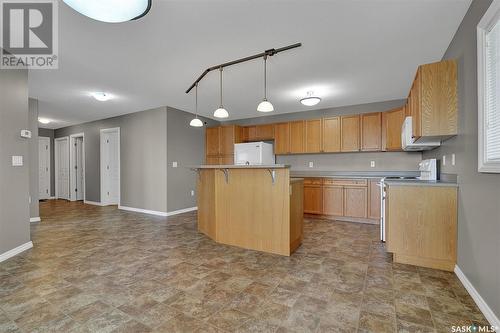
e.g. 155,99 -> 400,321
185,42 -> 302,94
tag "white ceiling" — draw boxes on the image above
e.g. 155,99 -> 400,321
30,0 -> 472,129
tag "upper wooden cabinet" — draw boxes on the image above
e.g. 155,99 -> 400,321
408,59 -> 458,141
206,127 -> 220,156
382,107 -> 406,151
243,124 -> 274,142
322,117 -> 341,153
305,119 -> 322,153
274,122 -> 290,155
341,115 -> 360,152
290,120 -> 305,153
361,112 -> 382,151
220,125 -> 241,155
205,125 -> 241,164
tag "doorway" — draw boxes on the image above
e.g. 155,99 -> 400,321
70,133 -> 85,201
100,128 -> 120,205
55,137 -> 70,200
38,137 -> 51,200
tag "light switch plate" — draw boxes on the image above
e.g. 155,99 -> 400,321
370,161 -> 375,168
12,156 -> 23,166
451,154 -> 456,166
442,155 -> 446,166
308,162 -> 314,168
190,190 -> 195,196
172,161 -> 178,168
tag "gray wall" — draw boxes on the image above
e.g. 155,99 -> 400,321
225,99 -> 422,171
423,0 -> 500,318
55,107 -> 168,212
38,127 -> 55,197
166,107 -> 219,212
28,99 -> 39,218
0,68 -> 31,254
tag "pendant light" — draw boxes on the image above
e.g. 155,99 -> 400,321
63,0 -> 151,23
190,83 -> 203,127
257,55 -> 274,112
213,67 -> 229,118
300,91 -> 321,106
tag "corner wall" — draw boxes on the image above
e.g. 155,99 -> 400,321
28,99 -> 39,219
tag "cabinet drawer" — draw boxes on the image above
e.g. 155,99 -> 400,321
323,178 -> 367,187
303,178 -> 323,185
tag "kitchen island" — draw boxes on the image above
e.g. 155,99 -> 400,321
192,165 -> 303,256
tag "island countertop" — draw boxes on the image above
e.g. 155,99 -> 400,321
191,164 -> 290,169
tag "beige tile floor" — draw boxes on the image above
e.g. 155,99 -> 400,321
0,200 -> 489,333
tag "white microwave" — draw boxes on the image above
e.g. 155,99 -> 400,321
401,117 -> 441,151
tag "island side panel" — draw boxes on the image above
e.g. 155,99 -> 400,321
197,169 -> 217,240
290,179 -> 304,253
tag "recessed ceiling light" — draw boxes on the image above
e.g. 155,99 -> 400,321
91,92 -> 112,102
38,118 -> 51,124
63,0 -> 151,23
300,91 -> 321,106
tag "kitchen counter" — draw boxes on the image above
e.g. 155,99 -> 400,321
290,170 -> 419,179
192,164 -> 290,169
384,179 -> 458,187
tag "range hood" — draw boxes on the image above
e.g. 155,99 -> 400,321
401,117 -> 441,151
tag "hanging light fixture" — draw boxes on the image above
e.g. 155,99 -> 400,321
63,0 -> 151,23
190,83 -> 203,127
300,91 -> 321,106
213,67 -> 229,118
257,55 -> 274,112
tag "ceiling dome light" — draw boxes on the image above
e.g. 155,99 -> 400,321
38,118 -> 51,124
300,91 -> 321,106
190,84 -> 204,127
214,68 -> 229,118
257,55 -> 274,113
91,92 -> 112,102
63,0 -> 151,23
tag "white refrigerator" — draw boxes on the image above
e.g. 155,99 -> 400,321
234,142 -> 275,165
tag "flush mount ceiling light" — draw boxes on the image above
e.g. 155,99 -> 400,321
213,68 -> 229,119
300,91 -> 321,107
38,118 -> 51,124
63,0 -> 152,23
190,83 -> 204,127
90,92 -> 112,102
257,55 -> 274,113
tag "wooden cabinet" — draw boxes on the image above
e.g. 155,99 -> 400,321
274,122 -> 290,155
408,59 -> 458,142
368,180 -> 381,219
304,185 -> 323,214
322,117 -> 341,153
323,186 -> 343,216
305,119 -> 322,153
206,156 -> 220,165
341,115 -> 360,152
385,185 -> 457,271
206,127 -> 220,156
205,125 -> 241,164
343,186 -> 367,218
220,126 -> 239,155
382,107 -> 406,151
290,120 -> 305,154
361,112 -> 382,151
243,124 -> 274,141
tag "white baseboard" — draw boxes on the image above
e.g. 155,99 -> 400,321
118,205 -> 168,216
167,207 -> 198,216
84,200 -> 106,206
455,265 -> 500,328
48,196 -> 56,200
29,217 -> 41,223
0,241 -> 33,263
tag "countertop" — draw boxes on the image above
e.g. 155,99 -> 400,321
289,170 -> 420,179
384,179 -> 458,187
290,178 -> 304,183
190,164 -> 290,169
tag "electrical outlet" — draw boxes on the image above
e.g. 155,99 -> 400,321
370,161 -> 375,168
308,162 -> 314,168
172,161 -> 178,168
452,154 -> 456,166
190,190 -> 195,196
442,155 -> 446,166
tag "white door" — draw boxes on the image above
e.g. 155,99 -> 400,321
56,138 -> 70,200
75,137 -> 84,200
101,129 -> 120,205
38,137 -> 50,199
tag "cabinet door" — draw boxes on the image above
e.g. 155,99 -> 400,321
382,107 -> 405,151
274,122 -> 290,154
206,127 -> 220,156
304,186 -> 323,214
206,156 -> 220,165
322,117 -> 341,153
410,70 -> 422,140
341,115 -> 360,152
219,155 -> 234,165
247,126 -> 257,141
361,112 -> 382,151
323,186 -> 343,216
290,120 -> 305,153
220,126 -> 236,155
305,119 -> 322,153
368,180 -> 381,220
256,124 -> 274,140
343,186 -> 367,218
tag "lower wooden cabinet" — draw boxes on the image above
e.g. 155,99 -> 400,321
323,186 -> 343,216
304,185 -> 323,214
343,186 -> 367,218
368,180 -> 381,219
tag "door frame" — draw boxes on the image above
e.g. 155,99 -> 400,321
100,127 -> 120,206
69,133 -> 85,201
38,136 -> 51,200
54,136 -> 70,200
